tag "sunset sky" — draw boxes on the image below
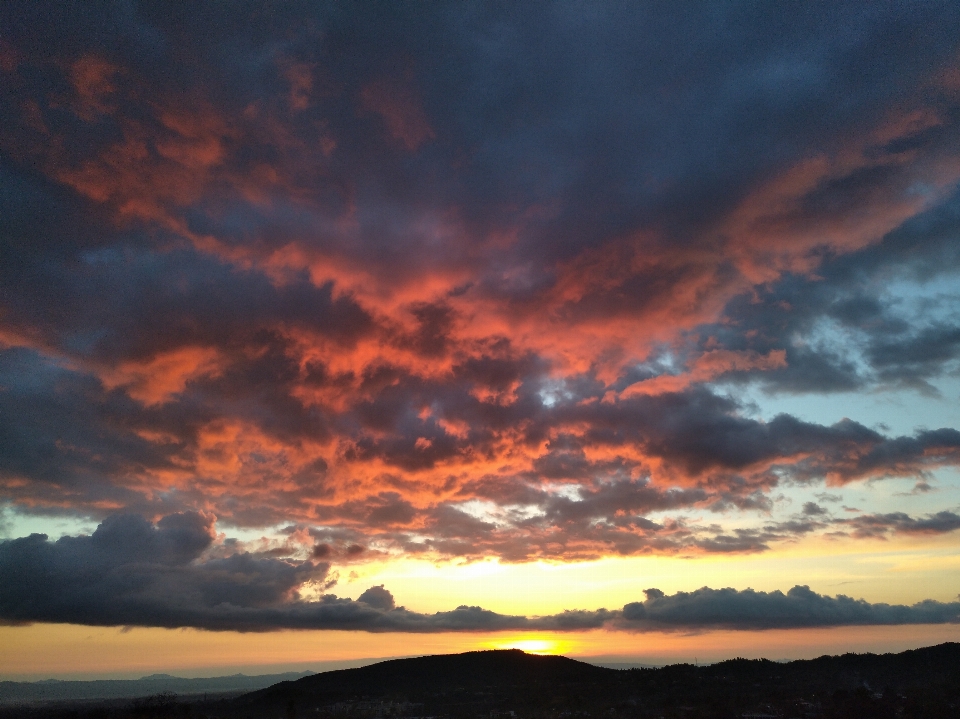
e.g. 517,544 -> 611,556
3,1 -> 960,680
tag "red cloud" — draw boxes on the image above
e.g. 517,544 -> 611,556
359,72 -> 435,151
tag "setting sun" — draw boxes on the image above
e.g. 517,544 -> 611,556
485,637 -> 569,655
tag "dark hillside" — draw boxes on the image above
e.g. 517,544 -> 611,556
255,649 -> 607,696
239,650 -> 612,715
4,643 -> 960,718
237,644 -> 960,719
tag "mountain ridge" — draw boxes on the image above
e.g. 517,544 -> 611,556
0,671 -> 315,704
233,643 -> 960,719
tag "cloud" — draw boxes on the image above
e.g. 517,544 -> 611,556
835,511 -> 960,539
0,1 -> 959,567
359,72 -> 435,151
357,585 -> 396,611
3,332 -> 960,561
1,516 -> 957,632
614,584 -> 960,631
694,189 -> 960,397
0,513 -> 330,630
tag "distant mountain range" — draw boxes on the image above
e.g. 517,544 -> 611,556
0,670 -> 313,704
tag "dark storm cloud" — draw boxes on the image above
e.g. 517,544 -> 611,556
3,0 -> 959,313
438,2 -> 960,261
0,240 -> 374,365
0,347 -> 183,501
2,516 -> 958,632
567,390 -> 960,483
534,477 -> 706,526
0,512 -> 330,630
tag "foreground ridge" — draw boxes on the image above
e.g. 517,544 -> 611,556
5,644 -> 960,719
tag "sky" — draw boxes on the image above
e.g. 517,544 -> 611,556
2,1 -> 960,679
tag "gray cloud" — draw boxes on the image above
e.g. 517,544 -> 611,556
835,510 -> 960,539
0,513 -> 330,630
695,190 -> 960,397
357,585 -> 396,611
615,584 -> 960,631
1,515 -> 957,632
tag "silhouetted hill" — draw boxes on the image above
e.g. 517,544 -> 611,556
5,643 -> 960,718
236,644 -> 960,719
267,649 -> 604,693
239,649 -> 609,714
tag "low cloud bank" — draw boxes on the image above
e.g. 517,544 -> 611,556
614,585 -> 960,630
1,515 -> 958,633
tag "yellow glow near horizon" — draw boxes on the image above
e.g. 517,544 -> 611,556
345,533 -> 960,618
6,623 -> 960,680
485,637 -> 568,654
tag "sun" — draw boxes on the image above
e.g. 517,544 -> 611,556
485,636 -> 568,655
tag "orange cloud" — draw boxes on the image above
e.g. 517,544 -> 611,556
621,350 -> 787,398
99,346 -> 224,405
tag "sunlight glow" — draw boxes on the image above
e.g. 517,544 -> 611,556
485,636 -> 567,655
